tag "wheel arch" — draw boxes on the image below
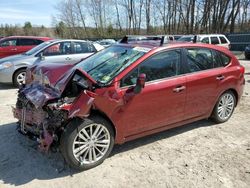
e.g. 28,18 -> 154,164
210,88 -> 239,118
12,67 -> 27,84
225,88 -> 238,106
90,109 -> 117,139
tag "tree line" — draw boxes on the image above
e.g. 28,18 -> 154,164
1,0 -> 250,39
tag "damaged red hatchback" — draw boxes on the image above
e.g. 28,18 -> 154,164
13,37 -> 245,170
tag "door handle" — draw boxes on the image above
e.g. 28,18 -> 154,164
173,86 -> 186,93
11,48 -> 17,51
65,57 -> 71,61
216,75 -> 225,80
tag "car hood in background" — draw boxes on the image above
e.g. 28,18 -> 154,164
0,54 -> 33,64
0,54 -> 30,63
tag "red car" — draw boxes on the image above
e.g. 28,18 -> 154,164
13,37 -> 245,171
0,36 -> 52,58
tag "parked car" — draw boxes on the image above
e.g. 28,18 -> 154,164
197,34 -> 231,49
96,39 -> 116,48
177,34 -> 231,49
0,36 -> 52,59
244,44 -> 250,59
13,38 -> 245,171
0,39 -> 104,86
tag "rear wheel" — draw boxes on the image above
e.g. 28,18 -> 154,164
211,91 -> 236,123
13,69 -> 26,87
60,117 -> 114,171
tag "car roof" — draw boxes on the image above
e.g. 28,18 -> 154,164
114,41 -> 233,57
198,34 -> 227,37
46,39 -> 92,43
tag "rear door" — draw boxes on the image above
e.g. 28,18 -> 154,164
119,49 -> 187,136
0,38 -> 18,58
183,47 -> 227,119
71,41 -> 96,62
17,38 -> 38,54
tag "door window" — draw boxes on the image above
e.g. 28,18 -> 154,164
0,39 -> 17,47
18,39 -> 37,46
72,42 -> 95,54
186,48 -> 214,72
211,37 -> 220,44
186,48 -> 229,72
43,42 -> 71,56
121,50 -> 181,87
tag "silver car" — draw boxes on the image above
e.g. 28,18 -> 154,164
0,39 -> 104,86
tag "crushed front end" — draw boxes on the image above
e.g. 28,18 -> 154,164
13,69 -> 95,152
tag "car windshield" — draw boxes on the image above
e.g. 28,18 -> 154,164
177,36 -> 193,42
76,45 -> 148,84
24,41 -> 53,55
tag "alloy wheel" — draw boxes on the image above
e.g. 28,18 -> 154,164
16,72 -> 26,85
72,123 -> 111,165
217,93 -> 235,121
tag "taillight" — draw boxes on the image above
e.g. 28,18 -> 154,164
240,65 -> 245,75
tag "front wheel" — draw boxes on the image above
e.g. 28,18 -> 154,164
211,91 -> 236,123
60,117 -> 114,171
13,69 -> 26,87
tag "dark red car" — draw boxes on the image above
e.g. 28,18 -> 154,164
0,36 -> 52,58
13,38 -> 245,171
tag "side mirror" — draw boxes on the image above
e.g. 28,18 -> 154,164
38,52 -> 45,60
133,73 -> 146,94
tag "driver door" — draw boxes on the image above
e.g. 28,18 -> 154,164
0,38 -> 18,58
118,49 -> 187,136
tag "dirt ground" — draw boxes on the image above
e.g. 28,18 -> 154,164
0,60 -> 250,188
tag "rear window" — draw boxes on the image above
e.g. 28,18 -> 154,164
211,37 -> 220,44
219,53 -> 231,66
219,36 -> 228,44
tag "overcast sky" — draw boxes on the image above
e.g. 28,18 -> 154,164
0,0 -> 59,27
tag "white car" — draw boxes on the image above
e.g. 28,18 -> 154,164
197,34 -> 231,49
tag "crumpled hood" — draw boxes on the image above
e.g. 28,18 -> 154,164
22,67 -> 97,108
20,84 -> 61,108
31,63 -> 75,85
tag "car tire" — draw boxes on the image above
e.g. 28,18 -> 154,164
13,69 -> 26,87
211,91 -> 236,123
60,116 -> 114,171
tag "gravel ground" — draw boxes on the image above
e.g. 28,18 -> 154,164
0,60 -> 249,188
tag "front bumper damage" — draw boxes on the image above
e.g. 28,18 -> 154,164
13,84 -> 95,152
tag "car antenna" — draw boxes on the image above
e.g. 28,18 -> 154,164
120,36 -> 128,43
